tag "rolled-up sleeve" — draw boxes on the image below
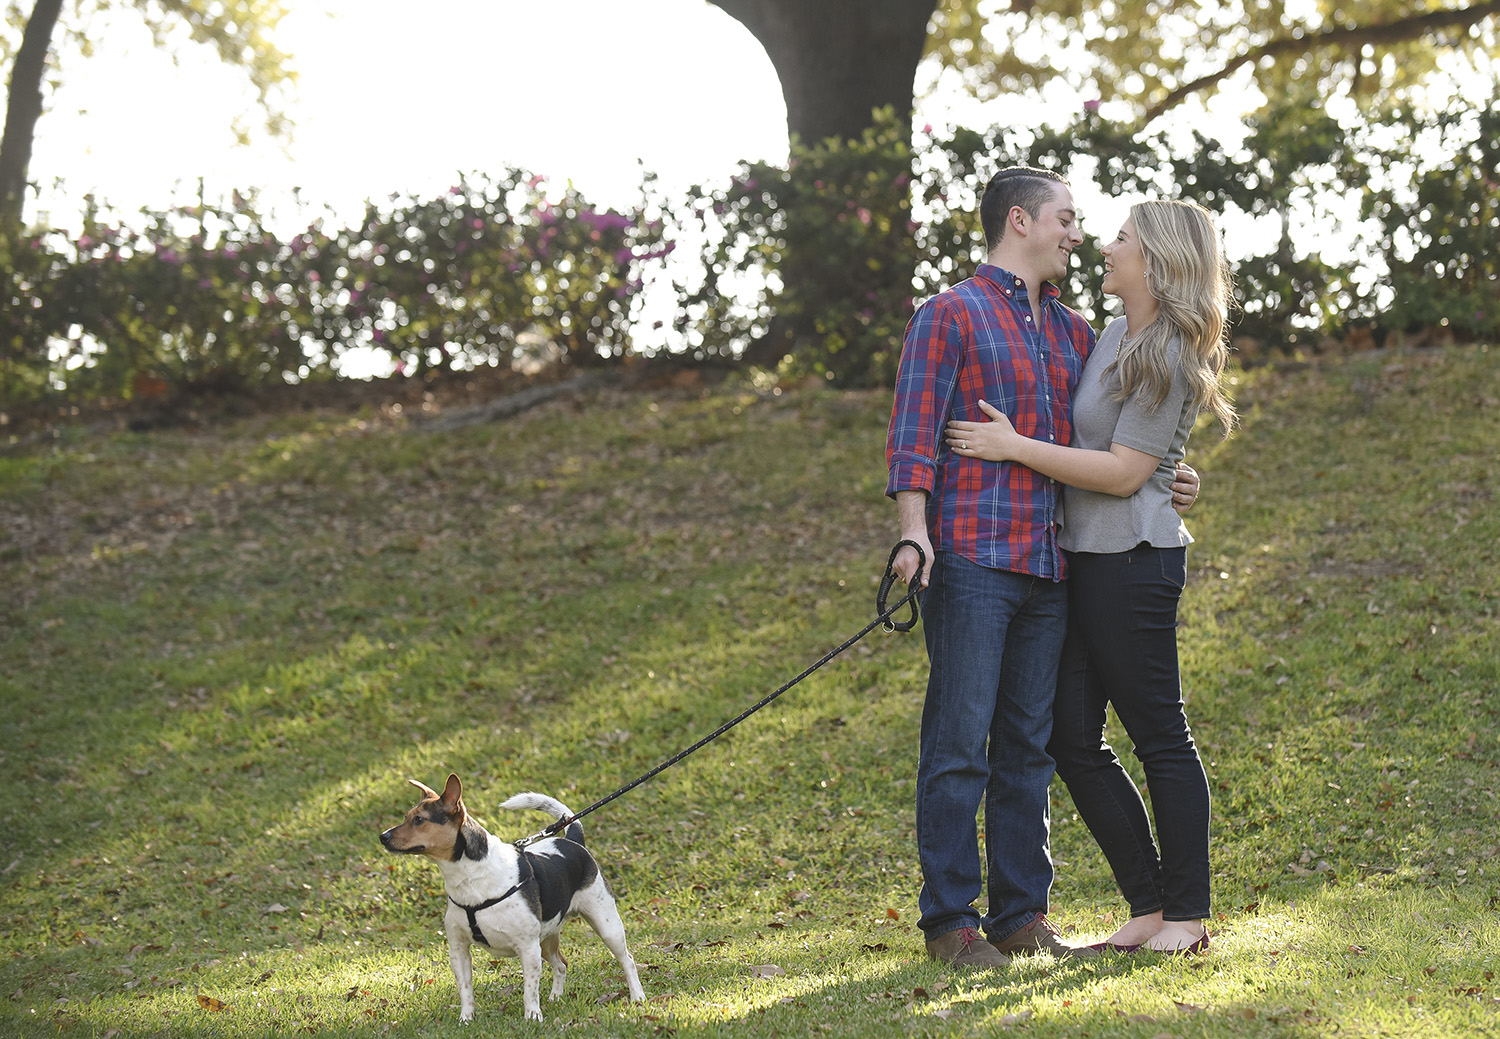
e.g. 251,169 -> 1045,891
886,297 -> 964,499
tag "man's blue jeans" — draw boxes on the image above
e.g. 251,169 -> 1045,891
915,551 -> 1069,942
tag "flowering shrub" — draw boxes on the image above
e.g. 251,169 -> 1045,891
2,100 -> 1490,416
342,172 -> 665,375
1,173 -> 666,411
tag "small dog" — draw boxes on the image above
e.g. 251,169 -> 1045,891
380,774 -> 645,1022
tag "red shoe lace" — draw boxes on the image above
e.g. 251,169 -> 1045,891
1030,914 -> 1062,936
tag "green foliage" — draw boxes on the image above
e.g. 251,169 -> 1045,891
1,347 -> 1498,1037
4,83 -> 1497,410
1367,98 -> 1500,340
926,0 -> 1493,123
678,110 -> 924,387
347,172 -> 665,376
0,174 -> 665,412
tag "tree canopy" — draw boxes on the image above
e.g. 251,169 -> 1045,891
0,0 -> 293,230
712,0 -> 1499,146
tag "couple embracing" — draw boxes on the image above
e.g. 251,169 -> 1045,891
885,167 -> 1237,966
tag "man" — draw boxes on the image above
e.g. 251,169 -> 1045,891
885,167 -> 1197,968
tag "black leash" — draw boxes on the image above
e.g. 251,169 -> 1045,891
514,542 -> 927,848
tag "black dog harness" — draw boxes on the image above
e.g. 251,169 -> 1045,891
449,851 -> 533,947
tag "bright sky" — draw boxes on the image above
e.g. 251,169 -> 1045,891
28,0 -> 791,233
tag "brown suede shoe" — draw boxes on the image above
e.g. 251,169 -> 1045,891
989,914 -> 1098,959
925,926 -> 1012,969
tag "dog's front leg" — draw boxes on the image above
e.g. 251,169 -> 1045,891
519,943 -> 545,1021
447,936 -> 477,1022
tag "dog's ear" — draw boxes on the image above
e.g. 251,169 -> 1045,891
409,778 -> 440,801
441,773 -> 464,809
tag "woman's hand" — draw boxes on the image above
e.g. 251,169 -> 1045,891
945,399 -> 1023,462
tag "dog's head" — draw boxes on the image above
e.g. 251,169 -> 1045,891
379,773 -> 468,859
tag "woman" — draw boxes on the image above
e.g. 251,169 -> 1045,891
944,198 -> 1236,953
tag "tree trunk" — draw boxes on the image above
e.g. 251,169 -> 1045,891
0,0 -> 64,234
710,0 -> 935,146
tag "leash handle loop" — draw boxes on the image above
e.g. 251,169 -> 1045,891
877,539 -> 925,633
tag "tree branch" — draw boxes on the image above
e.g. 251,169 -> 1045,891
1143,0 -> 1500,122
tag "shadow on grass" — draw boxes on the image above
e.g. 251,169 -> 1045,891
10,879 -> 1498,1038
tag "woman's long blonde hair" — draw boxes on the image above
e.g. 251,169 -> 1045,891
1107,199 -> 1237,437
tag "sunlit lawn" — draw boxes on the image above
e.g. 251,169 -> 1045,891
2,345 -> 1497,1037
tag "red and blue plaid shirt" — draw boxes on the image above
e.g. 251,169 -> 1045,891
885,264 -> 1095,581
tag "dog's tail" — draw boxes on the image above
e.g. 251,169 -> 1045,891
501,792 -> 585,845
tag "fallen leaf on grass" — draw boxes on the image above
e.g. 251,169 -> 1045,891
932,1009 -> 954,1019
998,1010 -> 1032,1025
1172,1001 -> 1206,1013
750,964 -> 784,978
886,908 -> 901,920
196,994 -> 227,1012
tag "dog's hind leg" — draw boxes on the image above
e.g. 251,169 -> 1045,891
447,935 -> 477,1022
541,932 -> 568,999
579,895 -> 645,1002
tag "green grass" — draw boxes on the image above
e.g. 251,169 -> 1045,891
2,347 -> 1498,1038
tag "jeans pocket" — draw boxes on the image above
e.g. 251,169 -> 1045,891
1158,547 -> 1187,591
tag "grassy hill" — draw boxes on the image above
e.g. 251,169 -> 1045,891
2,346 -> 1497,1038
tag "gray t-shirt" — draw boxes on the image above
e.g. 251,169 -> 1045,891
1057,317 -> 1196,553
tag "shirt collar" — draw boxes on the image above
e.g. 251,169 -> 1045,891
976,263 -> 1062,302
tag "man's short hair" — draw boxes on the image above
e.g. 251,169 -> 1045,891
980,167 -> 1068,252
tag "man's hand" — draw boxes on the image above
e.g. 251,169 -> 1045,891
1172,462 -> 1200,515
894,491 -> 934,587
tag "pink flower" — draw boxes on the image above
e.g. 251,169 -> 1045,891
76,234 -> 94,250
526,174 -> 545,189
1084,99 -> 1101,112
